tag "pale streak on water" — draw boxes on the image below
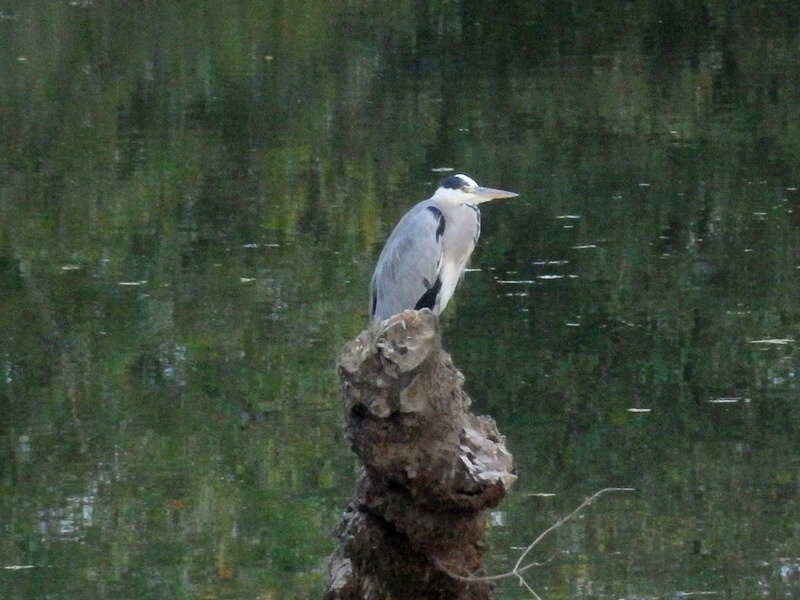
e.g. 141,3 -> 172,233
708,397 -> 749,404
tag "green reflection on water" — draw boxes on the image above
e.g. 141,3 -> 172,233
1,2 -> 799,599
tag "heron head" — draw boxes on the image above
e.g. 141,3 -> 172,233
434,174 -> 518,205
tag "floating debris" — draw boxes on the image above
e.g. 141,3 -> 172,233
118,280 -> 147,286
3,565 -> 34,570
565,322 -> 581,327
748,338 -> 794,345
431,167 -> 454,173
779,560 -> 800,582
537,274 -> 564,280
243,242 -> 279,248
627,408 -> 652,413
572,244 -> 597,250
60,264 -> 81,271
240,277 -> 256,283
496,279 -> 536,284
489,510 -> 505,526
533,260 -> 569,266
708,397 -> 741,404
555,215 -> 581,219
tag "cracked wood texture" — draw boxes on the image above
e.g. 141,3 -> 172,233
324,309 -> 516,600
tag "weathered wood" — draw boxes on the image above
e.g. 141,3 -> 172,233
325,309 -> 516,600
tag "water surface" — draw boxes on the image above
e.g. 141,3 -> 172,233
1,2 -> 799,599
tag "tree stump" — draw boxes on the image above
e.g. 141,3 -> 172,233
324,309 -> 516,600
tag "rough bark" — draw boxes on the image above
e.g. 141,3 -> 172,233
324,309 -> 516,600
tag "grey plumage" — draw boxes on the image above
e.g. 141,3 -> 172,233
369,174 -> 518,322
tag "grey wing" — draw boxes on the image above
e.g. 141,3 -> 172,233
369,203 -> 445,321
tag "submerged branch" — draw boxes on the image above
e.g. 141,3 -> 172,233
438,487 -> 635,596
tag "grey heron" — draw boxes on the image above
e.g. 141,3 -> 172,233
369,174 -> 519,322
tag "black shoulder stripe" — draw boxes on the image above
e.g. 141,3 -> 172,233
370,290 -> 377,317
426,205 -> 446,241
436,214 -> 446,241
414,276 -> 442,311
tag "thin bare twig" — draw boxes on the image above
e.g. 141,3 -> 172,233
437,486 -> 635,597
515,486 -> 634,575
516,573 -> 544,600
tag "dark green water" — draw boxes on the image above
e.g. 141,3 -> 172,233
1,2 -> 799,599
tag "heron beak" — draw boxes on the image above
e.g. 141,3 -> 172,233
473,186 -> 519,203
